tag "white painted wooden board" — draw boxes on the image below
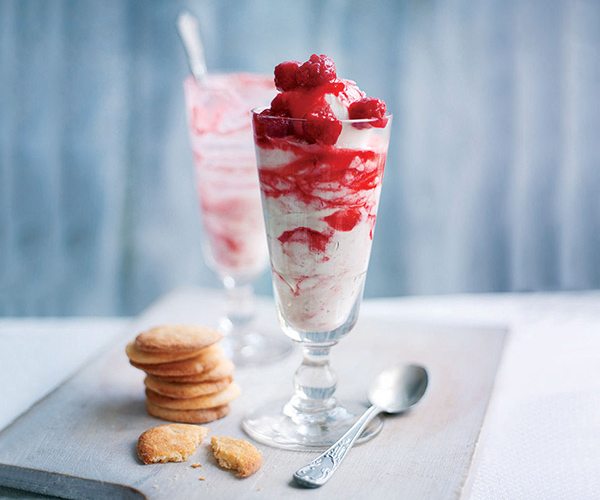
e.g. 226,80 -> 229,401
0,318 -> 129,432
0,289 -> 506,499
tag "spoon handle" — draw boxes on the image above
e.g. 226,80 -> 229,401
293,405 -> 381,488
176,11 -> 207,83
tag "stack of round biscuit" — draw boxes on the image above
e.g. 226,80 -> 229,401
126,325 -> 240,424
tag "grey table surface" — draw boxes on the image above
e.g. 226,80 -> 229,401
0,288 -> 506,499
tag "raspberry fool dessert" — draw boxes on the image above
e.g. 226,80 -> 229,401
184,73 -> 292,366
253,55 -> 390,339
185,74 -> 273,279
243,54 -> 392,449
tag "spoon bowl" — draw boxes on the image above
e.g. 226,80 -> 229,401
369,364 -> 429,413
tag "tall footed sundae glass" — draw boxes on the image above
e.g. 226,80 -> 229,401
242,55 -> 392,449
184,73 -> 292,366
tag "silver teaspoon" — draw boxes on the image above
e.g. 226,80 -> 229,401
294,364 -> 428,488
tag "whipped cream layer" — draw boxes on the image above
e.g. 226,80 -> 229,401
323,79 -> 365,119
255,132 -> 388,333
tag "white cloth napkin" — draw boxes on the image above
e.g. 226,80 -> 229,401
467,299 -> 600,500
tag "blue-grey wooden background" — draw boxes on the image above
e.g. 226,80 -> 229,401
1,0 -> 599,316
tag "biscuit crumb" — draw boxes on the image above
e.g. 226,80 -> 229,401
198,476 -> 206,481
210,436 -> 262,478
190,463 -> 202,468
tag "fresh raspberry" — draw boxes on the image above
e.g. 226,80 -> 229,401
254,109 -> 290,139
302,109 -> 342,145
274,61 -> 300,91
296,54 -> 337,88
270,93 -> 289,115
348,98 -> 388,128
348,98 -> 387,119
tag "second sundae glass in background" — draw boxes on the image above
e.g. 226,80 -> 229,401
242,54 -> 392,449
184,74 -> 292,366
177,11 -> 291,366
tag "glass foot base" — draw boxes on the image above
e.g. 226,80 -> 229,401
221,332 -> 293,367
242,399 -> 383,451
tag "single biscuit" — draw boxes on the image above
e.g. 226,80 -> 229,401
137,423 -> 208,464
146,401 -> 230,424
131,345 -> 222,377
155,358 -> 235,383
146,383 -> 241,410
145,375 -> 233,399
135,325 -> 222,353
126,342 -> 204,365
210,436 -> 262,478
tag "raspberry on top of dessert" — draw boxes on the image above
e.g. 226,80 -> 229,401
254,54 -> 388,146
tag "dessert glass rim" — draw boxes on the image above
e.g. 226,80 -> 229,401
185,72 -> 272,81
185,73 -> 273,91
251,106 -> 393,125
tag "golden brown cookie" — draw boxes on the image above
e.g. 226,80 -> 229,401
135,325 -> 222,353
145,375 -> 233,399
126,342 -> 203,365
136,423 -> 208,464
146,401 -> 230,424
131,345 -> 222,377
145,383 -> 241,410
210,436 -> 262,478
156,358 -> 235,383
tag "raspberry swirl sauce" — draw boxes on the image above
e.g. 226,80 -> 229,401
185,74 -> 274,279
253,55 -> 390,333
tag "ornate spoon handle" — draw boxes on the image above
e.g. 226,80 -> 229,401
293,405 -> 382,488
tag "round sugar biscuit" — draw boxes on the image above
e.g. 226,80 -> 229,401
131,345 -> 222,377
144,375 -> 233,399
155,358 -> 235,383
135,325 -> 222,353
146,402 -> 230,424
126,342 -> 203,365
146,383 -> 241,410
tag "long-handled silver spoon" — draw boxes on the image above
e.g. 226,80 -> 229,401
176,11 -> 208,84
294,364 -> 429,488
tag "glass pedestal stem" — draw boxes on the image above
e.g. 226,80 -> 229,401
220,277 -> 255,336
285,345 -> 337,423
242,341 -> 383,450
218,277 -> 292,367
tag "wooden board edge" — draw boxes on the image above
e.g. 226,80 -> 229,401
0,464 -> 145,499
458,326 -> 511,499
